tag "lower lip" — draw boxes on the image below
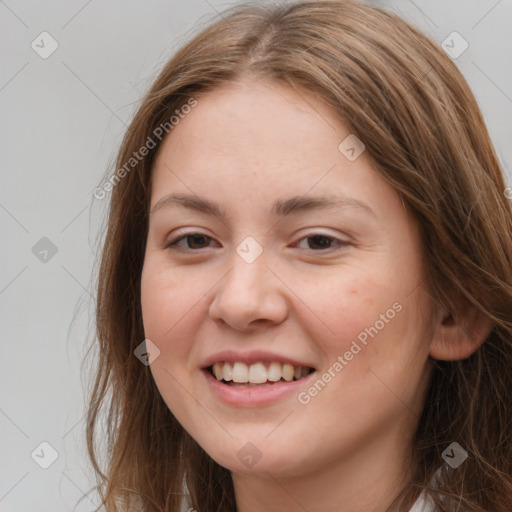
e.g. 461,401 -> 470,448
202,369 -> 316,406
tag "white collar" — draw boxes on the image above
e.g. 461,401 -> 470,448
409,491 -> 435,512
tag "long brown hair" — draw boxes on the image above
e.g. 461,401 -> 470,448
85,1 -> 512,510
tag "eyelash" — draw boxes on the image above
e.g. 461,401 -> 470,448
165,232 -> 349,252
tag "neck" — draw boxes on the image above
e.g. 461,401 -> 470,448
231,419 -> 418,512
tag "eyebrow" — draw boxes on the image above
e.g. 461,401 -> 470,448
150,192 -> 377,219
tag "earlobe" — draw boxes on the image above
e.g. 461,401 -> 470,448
429,303 -> 494,361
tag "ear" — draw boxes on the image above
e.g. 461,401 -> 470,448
429,299 -> 494,361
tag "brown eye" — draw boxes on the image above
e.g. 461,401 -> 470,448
296,234 -> 348,251
166,233 -> 215,250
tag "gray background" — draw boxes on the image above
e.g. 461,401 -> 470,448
1,0 -> 511,510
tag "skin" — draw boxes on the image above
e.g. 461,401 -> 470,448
140,78 -> 490,512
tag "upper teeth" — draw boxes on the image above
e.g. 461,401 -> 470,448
212,361 -> 311,383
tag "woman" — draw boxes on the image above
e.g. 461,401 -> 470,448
85,1 -> 512,511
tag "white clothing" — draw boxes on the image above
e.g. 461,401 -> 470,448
409,491 -> 436,512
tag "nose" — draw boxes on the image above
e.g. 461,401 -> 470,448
208,249 -> 289,331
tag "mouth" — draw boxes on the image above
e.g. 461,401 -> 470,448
207,361 -> 315,388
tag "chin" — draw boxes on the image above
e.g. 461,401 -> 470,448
198,437 -> 312,477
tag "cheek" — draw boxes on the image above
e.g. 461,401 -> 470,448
140,258 -> 214,380
301,269 -> 387,349
141,266 -> 172,339
140,264 -> 197,416
140,262 -> 191,372
141,258 -> 202,338
307,265 -> 427,372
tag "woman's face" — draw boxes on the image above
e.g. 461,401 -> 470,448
141,79 -> 436,478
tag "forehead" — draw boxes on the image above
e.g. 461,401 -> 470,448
153,81 -> 356,181
156,80 -> 344,159
148,79 -> 405,227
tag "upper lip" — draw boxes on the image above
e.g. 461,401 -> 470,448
200,350 -> 316,370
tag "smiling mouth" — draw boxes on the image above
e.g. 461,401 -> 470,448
208,361 -> 315,387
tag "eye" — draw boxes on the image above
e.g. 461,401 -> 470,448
166,233 -> 217,250
295,234 -> 349,251
165,232 -> 348,252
